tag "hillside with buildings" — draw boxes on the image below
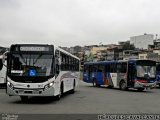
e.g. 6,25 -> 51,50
1,33 -> 160,64
60,33 -> 160,67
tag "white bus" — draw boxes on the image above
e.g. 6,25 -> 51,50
6,44 -> 80,101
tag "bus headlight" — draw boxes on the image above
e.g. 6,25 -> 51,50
7,81 -> 11,86
44,82 -> 54,90
49,82 -> 54,87
7,81 -> 14,89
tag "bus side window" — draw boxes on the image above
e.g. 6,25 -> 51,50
60,53 -> 64,70
55,50 -> 60,75
84,65 -> 89,73
76,60 -> 79,71
93,65 -> 96,72
117,62 -> 127,73
97,64 -> 104,72
110,63 -> 116,73
89,65 -> 92,73
117,63 -> 121,73
84,65 -> 87,72
121,62 -> 127,73
106,64 -> 110,72
128,64 -> 136,78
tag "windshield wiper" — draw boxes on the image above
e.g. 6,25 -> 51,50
33,53 -> 42,65
19,53 -> 27,65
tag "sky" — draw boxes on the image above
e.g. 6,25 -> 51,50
0,0 -> 160,47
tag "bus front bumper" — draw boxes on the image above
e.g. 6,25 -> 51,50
134,81 -> 157,89
7,86 -> 56,97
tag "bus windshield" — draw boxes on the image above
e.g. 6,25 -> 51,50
10,53 -> 54,77
136,61 -> 156,78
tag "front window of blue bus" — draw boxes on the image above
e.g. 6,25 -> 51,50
9,53 -> 54,77
136,61 -> 156,79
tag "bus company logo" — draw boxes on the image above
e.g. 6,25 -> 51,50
98,114 -> 160,120
2,113 -> 18,120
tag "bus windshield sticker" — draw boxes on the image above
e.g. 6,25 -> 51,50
28,69 -> 37,76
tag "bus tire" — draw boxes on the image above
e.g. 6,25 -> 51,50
120,80 -> 127,90
93,79 -> 96,87
70,80 -> 75,94
137,88 -> 145,92
20,96 -> 28,102
93,79 -> 100,87
55,83 -> 63,100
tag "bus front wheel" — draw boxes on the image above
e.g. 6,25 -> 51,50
120,81 -> 127,90
93,79 -> 100,87
55,83 -> 63,100
137,88 -> 145,92
20,96 -> 28,102
70,80 -> 75,94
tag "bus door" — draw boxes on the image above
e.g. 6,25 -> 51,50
105,63 -> 113,86
156,63 -> 160,84
96,64 -> 104,85
88,65 -> 93,83
83,65 -> 88,82
128,63 -> 136,87
110,63 -> 117,87
83,64 -> 92,83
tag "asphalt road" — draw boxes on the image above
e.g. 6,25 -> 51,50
0,80 -> 160,115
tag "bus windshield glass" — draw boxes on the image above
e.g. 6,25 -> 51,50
136,61 -> 156,78
10,54 -> 54,77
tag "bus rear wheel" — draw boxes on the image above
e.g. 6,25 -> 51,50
137,88 -> 145,92
120,81 -> 127,90
70,80 -> 75,94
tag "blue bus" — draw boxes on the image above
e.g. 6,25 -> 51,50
83,60 -> 156,91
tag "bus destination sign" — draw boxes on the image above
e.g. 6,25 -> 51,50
20,47 -> 49,51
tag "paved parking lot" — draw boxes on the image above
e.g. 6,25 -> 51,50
0,81 -> 160,114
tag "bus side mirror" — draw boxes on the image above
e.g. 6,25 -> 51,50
58,57 -> 61,65
2,51 -> 8,67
